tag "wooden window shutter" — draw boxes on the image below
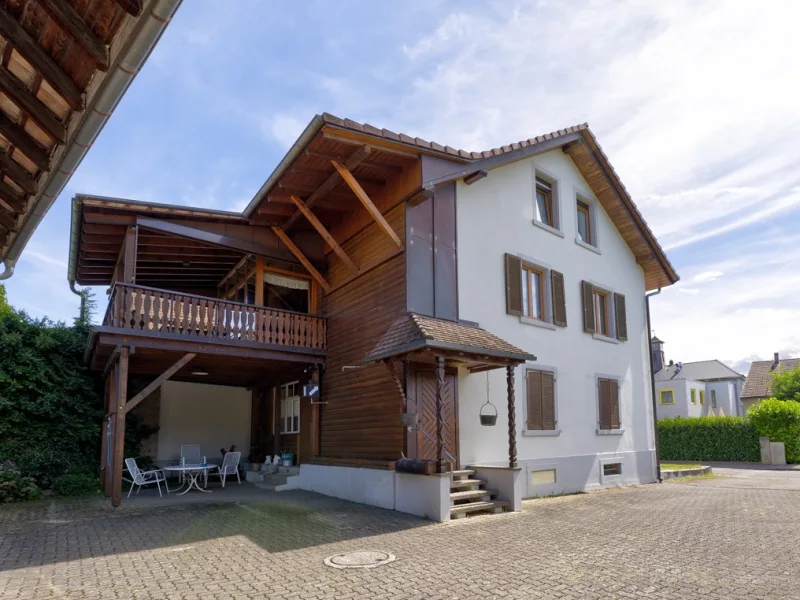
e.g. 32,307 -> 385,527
505,253 -> 523,316
541,371 -> 556,430
609,379 -> 620,429
581,280 -> 595,333
614,293 -> 627,341
598,378 -> 611,430
526,370 -> 543,430
551,270 -> 567,327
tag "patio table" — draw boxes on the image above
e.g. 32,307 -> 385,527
162,465 -> 214,495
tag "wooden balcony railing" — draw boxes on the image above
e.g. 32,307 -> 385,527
103,283 -> 326,351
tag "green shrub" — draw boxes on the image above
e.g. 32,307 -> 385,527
51,473 -> 102,497
658,416 -> 761,462
748,398 -> 800,463
0,461 -> 41,503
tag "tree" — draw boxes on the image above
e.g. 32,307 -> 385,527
73,287 -> 98,329
771,365 -> 800,403
0,284 -> 10,318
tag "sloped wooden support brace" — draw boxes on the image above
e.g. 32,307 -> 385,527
289,195 -> 358,273
331,160 -> 403,249
271,226 -> 332,293
124,353 -> 196,414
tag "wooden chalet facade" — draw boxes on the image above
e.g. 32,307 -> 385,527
72,113 -> 677,516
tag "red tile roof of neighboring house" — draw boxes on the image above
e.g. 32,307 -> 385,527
742,357 -> 800,399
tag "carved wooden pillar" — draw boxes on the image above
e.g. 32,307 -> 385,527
435,355 -> 446,473
507,364 -> 517,468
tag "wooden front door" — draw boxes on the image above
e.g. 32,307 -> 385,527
406,367 -> 459,467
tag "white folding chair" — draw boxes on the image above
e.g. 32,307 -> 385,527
180,444 -> 202,485
208,452 -> 241,488
125,458 -> 167,498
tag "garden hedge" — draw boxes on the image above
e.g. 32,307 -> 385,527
748,398 -> 800,463
658,416 -> 761,462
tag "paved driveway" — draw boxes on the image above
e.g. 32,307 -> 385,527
1,469 -> 799,599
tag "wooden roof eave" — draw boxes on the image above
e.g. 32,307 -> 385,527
364,338 -> 535,366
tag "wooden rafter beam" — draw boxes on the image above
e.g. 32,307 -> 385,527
37,0 -> 110,71
0,150 -> 36,194
0,180 -> 25,213
271,226 -> 331,293
113,0 -> 143,17
0,207 -> 17,230
0,112 -> 50,169
125,353 -> 196,414
331,160 -> 402,248
305,148 -> 403,175
288,195 -> 358,274
0,66 -> 66,143
0,10 -> 84,110
283,145 -> 372,231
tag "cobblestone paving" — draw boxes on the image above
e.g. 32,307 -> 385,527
1,474 -> 799,599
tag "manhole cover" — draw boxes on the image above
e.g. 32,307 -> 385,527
324,550 -> 396,569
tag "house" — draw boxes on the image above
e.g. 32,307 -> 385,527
71,114 -> 678,519
652,337 -> 745,418
741,353 -> 800,412
0,0 -> 182,280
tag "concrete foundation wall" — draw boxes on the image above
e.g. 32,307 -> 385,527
470,466 -> 523,511
297,465 -> 451,521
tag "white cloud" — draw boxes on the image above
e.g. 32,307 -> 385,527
263,114 -> 307,149
692,271 -> 724,283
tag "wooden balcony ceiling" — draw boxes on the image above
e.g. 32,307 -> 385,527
90,343 -> 312,388
0,0 -> 146,259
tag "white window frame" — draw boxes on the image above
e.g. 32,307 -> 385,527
522,364 -> 561,437
517,254 -> 557,331
280,381 -> 300,434
586,279 -> 618,344
595,372 -> 624,435
574,187 -> 601,254
711,389 -> 717,409
530,165 -> 563,237
599,457 -> 623,483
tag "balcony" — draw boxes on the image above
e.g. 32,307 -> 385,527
102,283 -> 326,352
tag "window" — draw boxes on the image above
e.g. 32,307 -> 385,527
530,469 -> 556,485
576,200 -> 592,244
659,389 -> 675,405
525,368 -> 557,431
535,177 -> 554,228
690,388 -> 697,404
581,281 -> 627,342
597,377 -> 621,431
593,289 -> 610,336
280,381 -> 300,434
603,463 -> 622,476
522,265 -> 545,320
504,254 -> 567,328
699,390 -> 705,406
711,389 -> 717,408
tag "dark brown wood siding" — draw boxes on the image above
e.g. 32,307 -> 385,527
319,203 -> 407,461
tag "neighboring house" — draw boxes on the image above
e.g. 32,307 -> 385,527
0,0 -> 183,279
652,337 -> 745,418
71,114 -> 678,519
741,353 -> 800,412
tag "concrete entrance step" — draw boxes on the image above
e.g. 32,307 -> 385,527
450,500 -> 508,519
449,479 -> 484,490
451,469 -> 475,480
450,488 -> 497,503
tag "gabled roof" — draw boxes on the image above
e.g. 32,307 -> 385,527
742,358 -> 800,399
243,113 -> 678,291
655,360 -> 745,383
364,312 -> 534,364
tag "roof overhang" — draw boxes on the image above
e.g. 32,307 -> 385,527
0,0 -> 183,279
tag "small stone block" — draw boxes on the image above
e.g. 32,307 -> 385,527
770,442 -> 787,465
760,437 -> 772,464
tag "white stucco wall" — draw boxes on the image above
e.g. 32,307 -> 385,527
156,381 -> 251,463
655,380 -> 689,419
455,149 -> 656,493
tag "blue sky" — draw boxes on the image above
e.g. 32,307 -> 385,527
5,0 -> 800,372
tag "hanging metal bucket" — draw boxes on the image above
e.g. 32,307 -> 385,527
399,412 -> 419,427
479,402 -> 498,426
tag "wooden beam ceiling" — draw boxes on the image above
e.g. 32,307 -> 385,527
283,145 -> 372,230
114,0 -> 143,17
271,226 -> 331,293
0,180 -> 25,213
0,207 -> 16,230
0,65 -> 66,143
288,195 -> 357,274
0,149 -> 36,194
37,0 -> 110,71
0,10 -> 84,110
0,112 -> 50,169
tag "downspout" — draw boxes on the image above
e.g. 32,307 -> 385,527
646,288 -> 662,482
2,0 -> 182,280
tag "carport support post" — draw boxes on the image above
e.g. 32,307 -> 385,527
507,365 -> 517,468
100,371 -> 111,497
111,347 -> 130,508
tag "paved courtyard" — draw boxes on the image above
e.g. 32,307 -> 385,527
1,468 -> 799,599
